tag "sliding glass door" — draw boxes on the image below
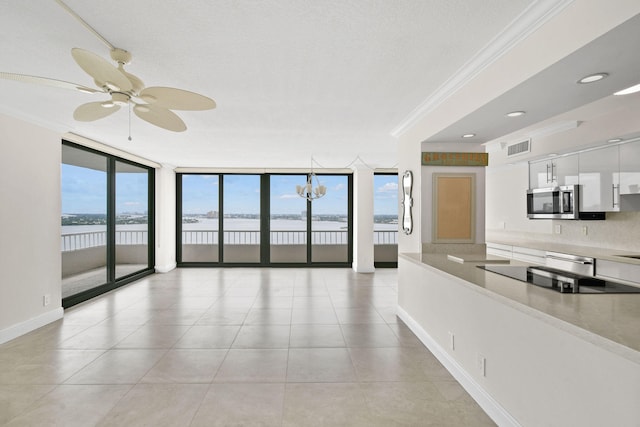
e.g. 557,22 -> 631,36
311,175 -> 350,263
180,174 -> 220,262
115,161 -> 150,279
223,175 -> 261,263
373,173 -> 399,266
61,147 -> 108,299
270,175 -> 307,263
177,172 -> 352,266
61,141 -> 155,307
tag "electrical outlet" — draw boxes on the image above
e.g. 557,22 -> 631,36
448,332 -> 455,351
554,224 -> 562,234
43,294 -> 50,306
582,226 -> 588,236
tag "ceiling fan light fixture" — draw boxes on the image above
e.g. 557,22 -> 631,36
614,83 -> 640,96
135,104 -> 151,113
103,81 -> 121,91
101,100 -> 115,108
577,73 -> 608,84
506,111 -> 525,117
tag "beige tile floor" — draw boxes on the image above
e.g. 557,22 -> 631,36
0,268 -> 496,426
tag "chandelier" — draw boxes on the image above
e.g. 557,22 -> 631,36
296,157 -> 327,201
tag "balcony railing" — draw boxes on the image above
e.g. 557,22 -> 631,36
62,229 -> 398,252
61,230 -> 148,252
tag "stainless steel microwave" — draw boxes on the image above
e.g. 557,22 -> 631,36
526,185 -> 605,220
527,185 -> 579,219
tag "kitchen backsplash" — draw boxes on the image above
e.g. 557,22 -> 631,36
486,211 -> 640,253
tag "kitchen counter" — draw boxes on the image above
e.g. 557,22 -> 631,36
398,252 -> 640,426
401,252 -> 640,363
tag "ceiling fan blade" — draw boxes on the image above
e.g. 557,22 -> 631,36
74,101 -> 121,121
139,86 -> 216,110
0,72 -> 101,93
71,48 -> 132,92
134,104 -> 187,132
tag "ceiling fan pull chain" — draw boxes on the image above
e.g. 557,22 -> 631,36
128,103 -> 132,141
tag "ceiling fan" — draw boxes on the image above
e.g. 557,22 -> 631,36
0,0 -> 215,133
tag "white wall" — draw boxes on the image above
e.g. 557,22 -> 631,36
0,113 -> 63,343
486,163 -> 551,235
352,166 -> 374,272
155,165 -> 177,273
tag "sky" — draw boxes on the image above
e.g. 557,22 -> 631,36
182,174 -> 398,215
61,164 -> 148,214
62,166 -> 398,216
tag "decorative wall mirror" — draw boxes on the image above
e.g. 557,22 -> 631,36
402,170 -> 413,235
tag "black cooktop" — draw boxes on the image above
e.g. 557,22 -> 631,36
478,265 -> 640,294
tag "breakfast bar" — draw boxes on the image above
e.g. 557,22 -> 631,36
398,252 -> 640,427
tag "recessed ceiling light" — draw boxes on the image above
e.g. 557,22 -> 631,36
614,83 -> 640,96
506,111 -> 525,117
462,133 -> 475,138
577,73 -> 608,84
607,138 -> 623,143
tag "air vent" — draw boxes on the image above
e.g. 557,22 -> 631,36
506,139 -> 531,157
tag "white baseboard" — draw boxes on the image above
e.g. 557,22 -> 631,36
154,262 -> 177,273
397,306 -> 521,427
0,307 -> 64,345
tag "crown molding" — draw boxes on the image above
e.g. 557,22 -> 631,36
390,0 -> 574,138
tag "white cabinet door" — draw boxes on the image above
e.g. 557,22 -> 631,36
529,160 -> 554,188
579,146 -> 619,211
554,154 -> 579,186
529,155 -> 579,189
619,140 -> 640,195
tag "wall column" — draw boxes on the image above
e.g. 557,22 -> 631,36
352,166 -> 375,273
155,164 -> 176,273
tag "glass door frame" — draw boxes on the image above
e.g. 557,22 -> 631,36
373,172 -> 399,268
176,172 -> 353,267
62,140 -> 155,308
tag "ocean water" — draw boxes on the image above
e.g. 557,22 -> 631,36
62,218 -> 398,234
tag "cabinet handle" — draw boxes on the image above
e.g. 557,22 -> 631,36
546,164 -> 550,183
613,184 -> 620,207
545,254 -> 594,265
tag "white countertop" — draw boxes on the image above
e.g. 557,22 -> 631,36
400,252 -> 640,364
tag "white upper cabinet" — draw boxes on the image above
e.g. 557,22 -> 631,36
529,154 -> 579,189
619,141 -> 640,195
528,139 -> 640,212
578,145 -> 619,211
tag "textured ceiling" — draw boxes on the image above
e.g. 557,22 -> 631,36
0,0 -> 534,168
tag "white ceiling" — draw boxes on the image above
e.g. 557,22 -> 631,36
3,1 -> 639,170
1,0 -> 537,168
